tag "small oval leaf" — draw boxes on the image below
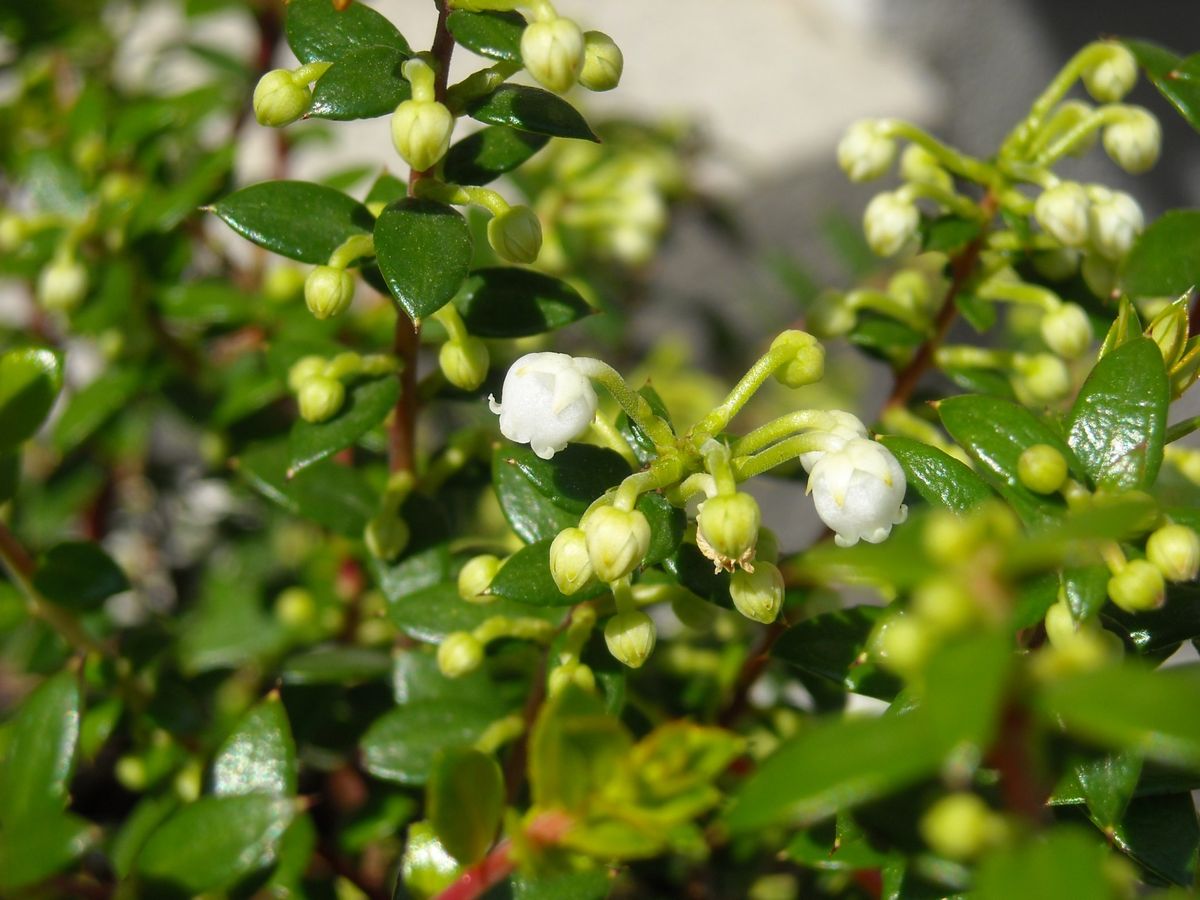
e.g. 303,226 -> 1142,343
878,435 -> 994,512
288,374 -> 400,474
308,46 -> 410,120
446,10 -> 525,62
375,198 -> 474,321
0,348 -> 62,454
286,0 -> 409,64
427,748 -> 504,865
467,85 -> 598,142
454,267 -> 592,337
212,695 -> 298,797
442,126 -> 548,186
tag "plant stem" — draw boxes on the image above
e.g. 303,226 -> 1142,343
433,812 -> 573,900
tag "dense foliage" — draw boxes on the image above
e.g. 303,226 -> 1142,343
3,0 -> 1200,897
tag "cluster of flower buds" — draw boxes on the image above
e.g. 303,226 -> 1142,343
287,351 -> 398,424
1103,521 -> 1199,615
437,614 -> 555,678
520,8 -> 622,95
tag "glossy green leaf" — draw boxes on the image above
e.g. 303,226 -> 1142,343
281,647 -> 392,685
487,539 -> 601,607
1120,209 -> 1200,299
1113,792 -> 1199,886
1125,40 -> 1200,133
615,384 -> 674,467
285,0 -> 409,64
308,46 -> 410,120
212,695 -> 297,797
374,198 -> 474,321
0,348 -> 62,454
1037,663 -> 1200,768
427,748 -> 504,865
939,394 -> 1080,523
530,687 -> 632,813
360,701 -> 496,785
467,85 -> 598,141
130,143 -> 234,235
944,365 -> 1017,400
211,181 -> 375,264
136,794 -> 295,894
0,813 -> 93,892
955,290 -> 998,332
639,491 -> 686,567
492,443 -> 630,544
879,435 -> 994,512
447,9 -> 525,62
0,669 -> 80,827
51,366 -> 142,454
1099,297 -> 1143,360
266,813 -> 318,898
111,794 -> 179,879
442,126 -> 549,186
1066,338 -> 1168,491
1103,584 -> 1200,654
288,374 -> 399,474
1057,751 -> 1142,830
237,440 -> 376,536
1061,565 -> 1109,622
973,828 -> 1117,900
401,820 -> 462,897
454,267 -> 592,337
386,582 -> 564,643
922,214 -> 981,254
509,870 -> 613,900
772,605 -> 900,701
32,541 -> 128,611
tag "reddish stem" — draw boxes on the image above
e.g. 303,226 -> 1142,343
434,813 -> 574,900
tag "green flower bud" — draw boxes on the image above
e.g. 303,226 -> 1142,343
391,99 -> 455,172
729,561 -> 784,624
457,554 -> 502,603
1103,109 -> 1161,174
297,374 -> 345,423
253,69 -> 311,127
899,144 -> 952,193
697,493 -> 761,569
911,576 -> 976,634
771,330 -> 825,388
919,793 -> 1006,861
365,511 -> 410,562
438,631 -> 484,678
1081,253 -> 1117,300
305,265 -> 355,320
1015,353 -> 1070,404
520,17 -> 585,94
836,119 -> 896,182
1107,559 -> 1165,612
486,205 -> 542,264
274,586 -> 318,630
548,660 -> 596,696
888,269 -> 932,312
1031,248 -> 1079,282
1040,303 -> 1091,359
1017,443 -> 1069,494
439,337 -> 490,391
578,30 -> 623,91
1034,181 -> 1090,248
1147,300 -> 1189,368
871,613 -> 932,677
37,255 -> 88,312
807,290 -> 856,338
263,265 -> 307,303
1043,599 -> 1078,649
0,212 -> 25,253
1082,43 -> 1138,103
603,610 -> 656,669
863,190 -> 919,257
583,505 -> 651,582
549,526 -> 593,595
1146,523 -> 1200,583
323,351 -> 364,380
287,354 -> 327,392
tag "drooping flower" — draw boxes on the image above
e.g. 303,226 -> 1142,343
807,438 -> 908,547
488,352 -> 598,459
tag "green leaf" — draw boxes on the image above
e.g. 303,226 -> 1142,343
130,144 -> 234,236
955,291 -> 998,332
944,365 -> 1017,400
938,394 -> 1080,523
509,871 -> 613,900
772,605 -> 900,701
52,366 -> 143,454
288,374 -> 399,474
211,181 -> 375,264
922,214 -> 981,254
0,669 -> 80,828
0,454 -> 17,505
281,647 -> 392,685
530,687 -> 632,813
360,701 -> 497,785
879,435 -> 994,512
1036,663 -> 1200,768
401,821 -> 462,897
447,10 -> 525,61
212,695 -> 298,797
1061,565 -> 1109,622
442,126 -> 549,186
492,443 -> 630,544
972,828 -> 1117,900
427,748 -> 504,865
0,348 -> 62,454
285,0 -> 409,64
1103,584 -> 1200,655
454,267 -> 592,337
1125,40 -> 1200,133
639,491 -> 686,567
137,794 -> 295,895
308,46 -> 410,120
32,542 -> 128,611
237,441 -> 377,536
111,794 -> 179,879
467,85 -> 598,142
1113,792 -> 1199,886
1059,751 -> 1142,830
1120,209 -> 1200,299
0,813 -> 93,892
158,280 -> 258,325
487,539 -> 602,607
386,582 -> 564,643
374,198 -> 474,321
1066,338 -> 1168,491
1099,297 -> 1143,360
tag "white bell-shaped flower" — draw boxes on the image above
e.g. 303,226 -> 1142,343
799,410 -> 868,472
488,352 -> 597,459
807,438 -> 908,547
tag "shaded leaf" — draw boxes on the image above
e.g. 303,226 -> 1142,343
1125,40 -> 1200,133
772,605 -> 900,701
467,85 -> 598,141
442,126 -> 549,186
0,348 -> 62,454
0,669 -> 80,827
427,748 -> 504,865
454,267 -> 592,337
33,542 -> 128,611
288,374 -> 399,474
360,701 -> 496,785
447,9 -> 525,61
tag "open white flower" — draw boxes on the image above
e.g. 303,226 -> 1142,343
807,438 -> 908,547
799,410 -> 869,472
488,352 -> 597,459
